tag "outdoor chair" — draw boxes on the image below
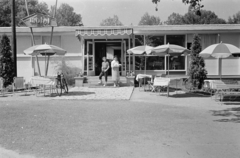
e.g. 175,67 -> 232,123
0,77 -> 5,96
152,77 -> 170,94
13,77 -> 31,95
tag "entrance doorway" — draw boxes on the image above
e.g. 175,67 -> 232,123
94,41 -> 123,76
84,40 -> 126,76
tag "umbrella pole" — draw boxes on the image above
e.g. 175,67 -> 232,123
44,53 -> 46,76
46,55 -> 50,76
144,56 -> 147,74
36,55 -> 41,76
168,55 -> 169,76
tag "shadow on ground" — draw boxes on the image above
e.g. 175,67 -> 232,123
211,107 -> 240,123
169,92 -> 211,98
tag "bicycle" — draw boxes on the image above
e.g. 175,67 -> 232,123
55,73 -> 68,96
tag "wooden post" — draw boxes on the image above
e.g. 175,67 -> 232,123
11,0 -> 17,77
128,36 -> 131,73
36,55 -> 41,76
45,55 -> 50,76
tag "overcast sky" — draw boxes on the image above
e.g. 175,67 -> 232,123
40,0 -> 240,26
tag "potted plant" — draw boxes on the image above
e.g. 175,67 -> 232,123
74,71 -> 84,87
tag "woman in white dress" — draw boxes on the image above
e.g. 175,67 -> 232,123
111,56 -> 121,87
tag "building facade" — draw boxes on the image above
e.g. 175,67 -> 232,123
1,24 -> 240,82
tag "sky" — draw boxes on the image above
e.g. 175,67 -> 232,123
40,0 -> 240,26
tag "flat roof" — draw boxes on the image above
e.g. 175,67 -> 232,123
1,24 -> 240,34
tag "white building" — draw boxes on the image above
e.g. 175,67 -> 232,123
1,24 -> 240,82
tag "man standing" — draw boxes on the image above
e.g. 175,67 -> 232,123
98,56 -> 109,86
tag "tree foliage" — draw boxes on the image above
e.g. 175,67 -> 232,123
152,0 -> 203,15
228,11 -> 240,24
0,0 -> 49,27
138,12 -> 162,25
165,10 -> 226,25
52,3 -> 83,26
188,34 -> 207,89
100,15 -> 123,26
0,35 -> 15,88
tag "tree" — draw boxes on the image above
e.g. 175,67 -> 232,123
0,0 -> 49,27
228,11 -> 240,24
100,15 -> 123,26
188,34 -> 207,89
0,35 -> 15,88
152,0 -> 203,15
165,13 -> 183,25
53,3 -> 83,26
138,12 -> 162,25
165,10 -> 226,25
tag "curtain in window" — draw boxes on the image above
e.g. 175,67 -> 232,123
200,34 -> 218,49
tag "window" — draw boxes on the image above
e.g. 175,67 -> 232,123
166,35 -> 186,70
146,36 -> 164,47
167,56 -> 185,70
166,35 -> 185,46
135,56 -> 165,70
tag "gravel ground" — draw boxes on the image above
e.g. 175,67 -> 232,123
0,98 -> 240,158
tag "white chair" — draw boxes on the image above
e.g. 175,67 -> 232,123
0,77 -> 5,96
152,77 -> 170,94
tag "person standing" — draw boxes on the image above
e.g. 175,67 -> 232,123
98,56 -> 109,86
111,56 -> 121,87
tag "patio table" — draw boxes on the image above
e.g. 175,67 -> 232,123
30,76 -> 57,96
136,74 -> 152,91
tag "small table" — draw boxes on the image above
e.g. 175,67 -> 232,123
136,74 -> 152,91
126,76 -> 135,87
30,76 -> 56,96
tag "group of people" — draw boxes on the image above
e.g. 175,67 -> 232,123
98,56 -> 121,87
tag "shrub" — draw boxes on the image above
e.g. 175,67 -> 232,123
0,34 -> 15,88
188,34 -> 208,89
53,57 -> 82,86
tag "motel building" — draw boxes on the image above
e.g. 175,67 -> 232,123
1,24 -> 240,83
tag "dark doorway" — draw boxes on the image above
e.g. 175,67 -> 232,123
95,43 -> 106,76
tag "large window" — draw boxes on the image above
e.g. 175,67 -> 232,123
167,56 -> 185,70
166,35 -> 186,70
134,35 -> 165,70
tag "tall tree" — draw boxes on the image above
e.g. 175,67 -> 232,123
152,0 -> 203,15
100,15 -> 123,26
53,3 -> 83,26
165,10 -> 226,25
228,11 -> 240,24
188,34 -> 207,89
0,0 -> 49,27
138,12 -> 162,25
165,13 -> 183,25
0,35 -> 15,88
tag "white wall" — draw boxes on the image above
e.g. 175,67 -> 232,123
17,57 -> 33,83
204,58 -> 218,75
221,58 -> 240,75
220,33 -> 240,47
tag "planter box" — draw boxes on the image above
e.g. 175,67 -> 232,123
126,76 -> 135,87
74,77 -> 84,87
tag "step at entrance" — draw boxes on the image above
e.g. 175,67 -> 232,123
85,76 -> 128,87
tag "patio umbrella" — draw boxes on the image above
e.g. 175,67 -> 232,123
150,43 -> 191,76
24,44 -> 67,76
199,42 -> 240,79
127,45 -> 153,74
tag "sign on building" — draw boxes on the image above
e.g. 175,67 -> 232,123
21,13 -> 57,27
